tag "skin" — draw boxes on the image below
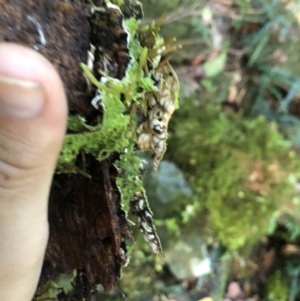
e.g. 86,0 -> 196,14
0,43 -> 67,300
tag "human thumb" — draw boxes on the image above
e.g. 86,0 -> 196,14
0,43 -> 67,301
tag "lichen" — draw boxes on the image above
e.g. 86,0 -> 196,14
56,0 -> 179,255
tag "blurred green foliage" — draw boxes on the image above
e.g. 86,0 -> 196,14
168,100 -> 300,251
57,0 -> 300,299
265,270 -> 289,301
108,0 -> 300,299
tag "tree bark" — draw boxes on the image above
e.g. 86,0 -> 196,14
0,0 -> 125,294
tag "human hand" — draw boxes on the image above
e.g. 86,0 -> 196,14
0,43 -> 67,301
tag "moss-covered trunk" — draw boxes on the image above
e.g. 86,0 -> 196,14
0,1 -> 180,299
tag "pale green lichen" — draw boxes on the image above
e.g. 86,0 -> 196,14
57,16 -> 155,174
56,1 -> 179,254
114,148 -> 145,212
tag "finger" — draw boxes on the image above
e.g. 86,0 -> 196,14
0,43 -> 67,301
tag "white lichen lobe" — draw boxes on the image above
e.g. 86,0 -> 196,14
27,15 -> 46,50
136,63 -> 179,171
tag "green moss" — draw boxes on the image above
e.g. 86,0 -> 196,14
168,101 -> 300,251
266,270 -> 289,301
110,0 -> 124,6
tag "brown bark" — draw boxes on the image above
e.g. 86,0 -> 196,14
47,156 -> 126,293
0,0 -> 125,294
